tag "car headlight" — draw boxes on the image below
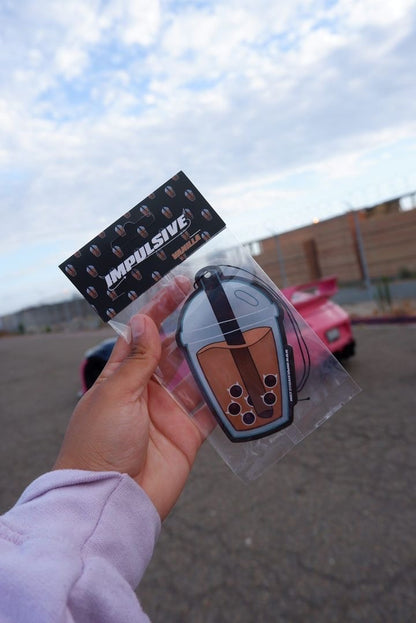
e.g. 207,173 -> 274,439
326,327 -> 341,343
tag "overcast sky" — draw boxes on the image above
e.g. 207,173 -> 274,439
1,0 -> 416,316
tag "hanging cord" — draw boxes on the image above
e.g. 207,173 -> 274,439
214,264 -> 311,393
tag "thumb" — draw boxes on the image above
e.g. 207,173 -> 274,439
109,314 -> 162,398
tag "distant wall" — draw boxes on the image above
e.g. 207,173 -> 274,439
0,299 -> 100,334
254,206 -> 416,287
359,208 -> 416,278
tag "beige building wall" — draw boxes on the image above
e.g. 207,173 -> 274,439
254,205 -> 416,288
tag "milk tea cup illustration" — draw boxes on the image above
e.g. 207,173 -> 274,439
176,266 -> 297,442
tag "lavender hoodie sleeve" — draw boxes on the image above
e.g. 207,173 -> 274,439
0,470 -> 161,623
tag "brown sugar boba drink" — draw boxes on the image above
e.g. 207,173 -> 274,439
197,327 -> 284,435
177,266 -> 297,442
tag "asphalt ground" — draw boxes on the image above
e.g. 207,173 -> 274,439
0,324 -> 415,622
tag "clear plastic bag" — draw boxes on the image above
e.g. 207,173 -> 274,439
108,229 -> 360,481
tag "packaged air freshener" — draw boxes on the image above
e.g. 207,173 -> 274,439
176,265 -> 297,442
60,171 -> 360,480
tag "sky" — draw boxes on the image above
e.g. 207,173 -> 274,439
1,0 -> 416,316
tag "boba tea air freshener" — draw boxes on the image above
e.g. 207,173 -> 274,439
176,265 -> 298,442
60,171 -> 360,479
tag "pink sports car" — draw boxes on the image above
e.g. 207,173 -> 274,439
282,276 -> 355,360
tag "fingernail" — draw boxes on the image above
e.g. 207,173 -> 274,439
131,315 -> 145,342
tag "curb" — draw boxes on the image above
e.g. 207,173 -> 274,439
351,316 -> 416,325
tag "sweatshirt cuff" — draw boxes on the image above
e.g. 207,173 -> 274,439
6,470 -> 161,587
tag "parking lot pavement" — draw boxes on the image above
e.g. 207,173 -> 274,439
0,325 -> 415,622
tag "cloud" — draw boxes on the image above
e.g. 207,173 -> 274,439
0,0 -> 416,314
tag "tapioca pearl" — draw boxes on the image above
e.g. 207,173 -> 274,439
228,402 -> 241,416
242,412 -> 256,426
264,374 -> 277,388
229,384 -> 243,398
246,395 -> 253,406
263,392 -> 276,406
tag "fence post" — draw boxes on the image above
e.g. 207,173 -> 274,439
352,210 -> 372,292
303,238 -> 322,281
275,235 -> 288,287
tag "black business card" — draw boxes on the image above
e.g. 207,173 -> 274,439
59,172 -> 226,322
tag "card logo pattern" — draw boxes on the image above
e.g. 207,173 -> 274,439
59,171 -> 226,322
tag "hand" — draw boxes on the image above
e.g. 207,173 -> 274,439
54,277 -> 209,520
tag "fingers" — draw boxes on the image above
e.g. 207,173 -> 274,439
168,371 -> 205,412
98,275 -> 191,382
158,333 -> 186,383
142,275 -> 192,328
153,353 -> 217,439
106,314 -> 162,399
98,335 -> 130,380
157,332 -> 216,432
192,404 -> 217,440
